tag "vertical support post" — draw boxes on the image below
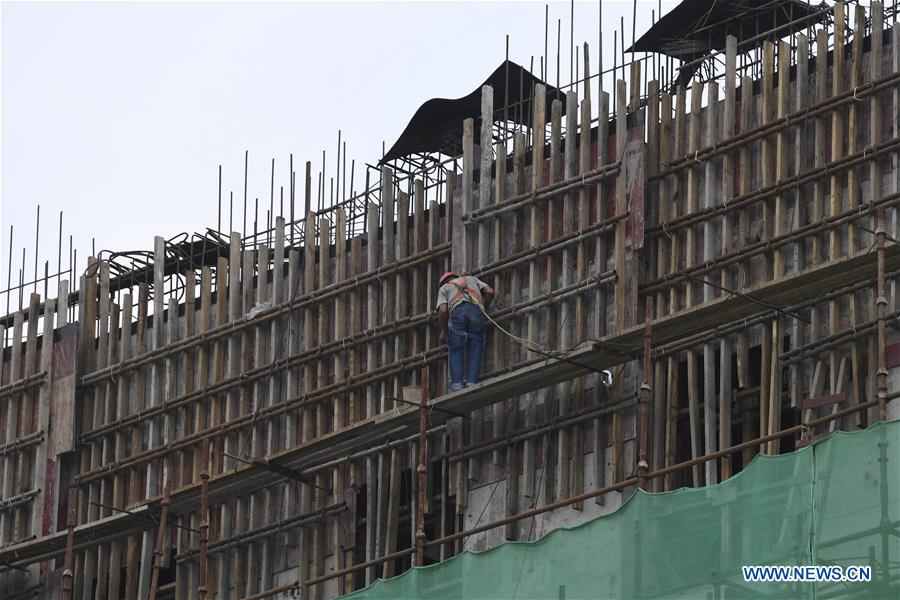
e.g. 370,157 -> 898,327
685,82 -> 703,486
61,486 -> 77,600
612,78 -> 628,486
871,2 -> 886,422
523,83 -> 546,500
479,85 -> 493,262
413,385 -> 428,566
719,35 -> 737,481
137,236 -> 166,600
546,95 -> 563,505
790,33 -> 809,415
573,83 -> 591,507
827,1 -> 846,447
506,131 -> 525,527
702,82 -> 719,487
491,143 -> 506,467
364,201 -> 379,585
877,208 -> 888,421
32,297 -> 55,547
638,297 -> 653,491
847,4 -> 865,253
199,439 -> 210,600
458,119 -> 474,273
761,41 -> 775,279
774,41 -> 790,278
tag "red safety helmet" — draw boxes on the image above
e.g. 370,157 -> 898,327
438,271 -> 459,287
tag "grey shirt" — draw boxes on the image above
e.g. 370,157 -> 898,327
435,275 -> 489,312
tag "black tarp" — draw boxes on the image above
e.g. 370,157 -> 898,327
627,0 -> 827,83
381,60 -> 567,164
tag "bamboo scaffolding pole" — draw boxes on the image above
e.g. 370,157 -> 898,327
147,483 -> 171,600
272,398 -> 881,596
653,70 -> 900,179
464,161 -> 621,222
643,191 -> 900,293
61,487 -> 77,600
441,395 -> 637,464
782,310 -> 900,365
78,211 -> 621,400
198,439 -> 209,600
8,16 -> 897,600
414,386 -> 427,566
0,431 -> 44,455
177,503 -> 345,562
0,373 -> 46,400
78,243 -> 451,387
76,259 -> 613,485
647,137 -> 900,238
1,246 -> 892,580
638,297 -> 652,490
660,277 -> 900,363
877,208 -> 889,421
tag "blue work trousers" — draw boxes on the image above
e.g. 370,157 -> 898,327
447,301 -> 488,391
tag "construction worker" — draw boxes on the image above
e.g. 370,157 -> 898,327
436,271 -> 495,391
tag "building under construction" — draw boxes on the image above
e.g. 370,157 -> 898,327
1,0 -> 899,598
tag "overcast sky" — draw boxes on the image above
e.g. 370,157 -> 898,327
1,0 -> 668,308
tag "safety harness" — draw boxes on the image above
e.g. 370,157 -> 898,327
446,277 -> 486,343
448,277 -> 482,310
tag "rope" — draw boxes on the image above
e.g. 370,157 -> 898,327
461,289 -> 551,356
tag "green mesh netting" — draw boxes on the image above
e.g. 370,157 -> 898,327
342,419 -> 899,599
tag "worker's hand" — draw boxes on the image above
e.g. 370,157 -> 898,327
438,330 -> 446,344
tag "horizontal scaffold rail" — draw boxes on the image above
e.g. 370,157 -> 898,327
1,243 -> 895,570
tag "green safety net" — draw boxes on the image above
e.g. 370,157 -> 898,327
342,419 -> 899,599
